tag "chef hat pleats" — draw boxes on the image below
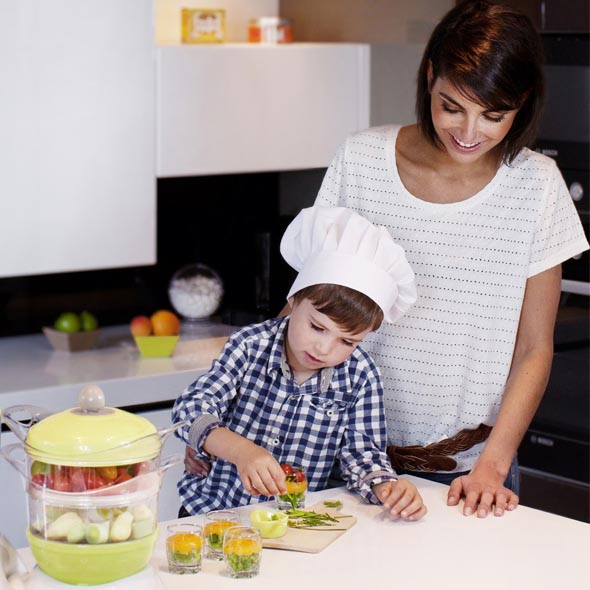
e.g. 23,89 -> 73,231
280,206 -> 417,324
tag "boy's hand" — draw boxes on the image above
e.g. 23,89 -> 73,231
373,479 -> 427,521
232,440 -> 287,497
184,446 -> 212,477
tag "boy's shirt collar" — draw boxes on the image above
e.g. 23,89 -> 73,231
267,316 -> 351,394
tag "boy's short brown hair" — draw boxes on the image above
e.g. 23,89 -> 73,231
291,284 -> 384,334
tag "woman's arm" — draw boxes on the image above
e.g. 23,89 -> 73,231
448,264 -> 562,517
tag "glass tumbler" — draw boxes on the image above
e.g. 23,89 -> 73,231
276,465 -> 307,510
204,509 -> 240,560
166,523 -> 204,574
223,526 -> 262,579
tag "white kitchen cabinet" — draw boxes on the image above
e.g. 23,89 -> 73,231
0,0 -> 156,278
157,43 -> 370,177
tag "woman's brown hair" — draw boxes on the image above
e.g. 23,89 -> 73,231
291,284 -> 384,334
416,0 -> 545,164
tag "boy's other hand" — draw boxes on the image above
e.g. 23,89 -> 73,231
233,440 -> 288,497
373,479 -> 427,521
184,446 -> 212,477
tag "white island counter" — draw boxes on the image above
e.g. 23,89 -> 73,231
16,479 -> 590,590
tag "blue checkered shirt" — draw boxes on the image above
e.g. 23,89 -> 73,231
172,316 -> 397,514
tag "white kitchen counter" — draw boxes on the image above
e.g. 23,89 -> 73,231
0,321 -> 235,548
15,478 -> 590,590
0,321 -> 234,412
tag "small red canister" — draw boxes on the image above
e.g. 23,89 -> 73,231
248,17 -> 293,44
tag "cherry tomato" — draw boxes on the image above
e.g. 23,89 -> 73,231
68,467 -> 106,491
293,469 -> 306,482
280,463 -> 294,476
31,473 -> 47,487
83,468 -> 106,490
69,469 -> 87,492
132,461 -> 151,475
52,474 -> 72,492
113,471 -> 133,485
96,465 -> 118,481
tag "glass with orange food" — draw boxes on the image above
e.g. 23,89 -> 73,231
166,523 -> 203,574
204,509 -> 241,560
276,464 -> 307,510
223,526 -> 262,578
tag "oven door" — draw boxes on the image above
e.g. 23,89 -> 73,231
518,303 -> 589,522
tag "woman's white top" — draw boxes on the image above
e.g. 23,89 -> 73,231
315,125 -> 589,472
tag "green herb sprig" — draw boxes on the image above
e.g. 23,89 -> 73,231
323,500 -> 343,509
285,508 -> 351,531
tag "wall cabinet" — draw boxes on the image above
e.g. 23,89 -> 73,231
0,0 -> 156,278
157,43 -> 370,176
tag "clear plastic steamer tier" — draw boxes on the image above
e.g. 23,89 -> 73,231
168,263 -> 223,320
0,385 -> 183,586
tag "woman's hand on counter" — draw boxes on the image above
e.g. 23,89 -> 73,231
373,479 -> 427,521
184,446 -> 211,477
447,462 -> 519,518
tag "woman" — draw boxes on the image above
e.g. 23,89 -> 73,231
313,1 -> 589,518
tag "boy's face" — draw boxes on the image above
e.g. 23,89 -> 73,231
285,298 -> 372,374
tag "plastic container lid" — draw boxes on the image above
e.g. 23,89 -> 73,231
25,385 -> 161,466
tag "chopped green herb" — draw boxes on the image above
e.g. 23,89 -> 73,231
285,509 -> 351,530
323,500 -> 343,509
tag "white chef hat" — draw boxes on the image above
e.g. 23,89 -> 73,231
280,206 -> 416,323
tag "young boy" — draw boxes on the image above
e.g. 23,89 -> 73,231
172,206 -> 427,521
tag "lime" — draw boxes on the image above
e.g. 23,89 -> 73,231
54,312 -> 81,333
80,310 -> 99,331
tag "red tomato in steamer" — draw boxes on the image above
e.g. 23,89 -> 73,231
52,474 -> 72,492
69,467 -> 106,491
31,474 -> 47,487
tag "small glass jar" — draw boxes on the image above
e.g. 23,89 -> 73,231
248,17 -> 293,44
204,509 -> 240,561
168,263 -> 223,321
223,526 -> 262,578
166,523 -> 204,574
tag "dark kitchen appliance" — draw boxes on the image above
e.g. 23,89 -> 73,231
519,33 -> 590,523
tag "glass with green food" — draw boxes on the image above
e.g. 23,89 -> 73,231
166,523 -> 203,574
204,509 -> 240,560
276,464 -> 307,510
223,526 -> 262,578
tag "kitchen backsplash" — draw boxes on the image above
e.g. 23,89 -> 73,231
0,170 -> 320,337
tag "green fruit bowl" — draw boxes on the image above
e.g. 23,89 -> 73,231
27,528 -> 158,585
43,327 -> 100,353
134,335 -> 179,358
249,509 -> 288,538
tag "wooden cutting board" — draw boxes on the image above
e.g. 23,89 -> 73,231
261,500 -> 357,553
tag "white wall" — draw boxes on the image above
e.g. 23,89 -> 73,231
156,0 -> 278,44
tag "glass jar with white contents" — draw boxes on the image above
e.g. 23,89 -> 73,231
168,264 -> 224,321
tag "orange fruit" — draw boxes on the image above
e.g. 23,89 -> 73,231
167,532 -> 202,554
150,310 -> 180,336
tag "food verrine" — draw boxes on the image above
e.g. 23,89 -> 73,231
223,526 -> 262,578
166,523 -> 203,574
203,509 -> 240,560
276,463 -> 307,510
